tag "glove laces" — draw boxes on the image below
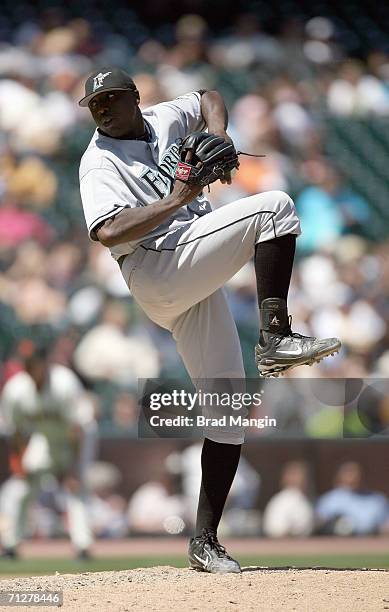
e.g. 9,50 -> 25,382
236,151 -> 265,158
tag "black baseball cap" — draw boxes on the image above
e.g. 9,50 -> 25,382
78,68 -> 136,107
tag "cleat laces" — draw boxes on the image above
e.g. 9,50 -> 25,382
198,529 -> 233,560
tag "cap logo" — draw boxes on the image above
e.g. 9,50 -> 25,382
93,71 -> 112,92
270,316 -> 280,326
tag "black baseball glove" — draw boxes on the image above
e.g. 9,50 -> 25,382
175,132 -> 239,187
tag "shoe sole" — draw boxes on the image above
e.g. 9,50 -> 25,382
257,340 -> 341,378
189,563 -> 241,574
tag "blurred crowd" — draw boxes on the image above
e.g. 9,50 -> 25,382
100,455 -> 389,539
1,4 -> 389,437
261,459 -> 389,538
1,345 -> 388,552
4,451 -> 389,545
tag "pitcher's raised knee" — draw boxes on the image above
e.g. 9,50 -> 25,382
260,190 -> 295,212
251,190 -> 300,242
271,191 -> 299,232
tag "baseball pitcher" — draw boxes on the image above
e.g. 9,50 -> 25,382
78,68 -> 341,573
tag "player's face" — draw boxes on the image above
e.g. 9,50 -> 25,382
88,90 -> 139,138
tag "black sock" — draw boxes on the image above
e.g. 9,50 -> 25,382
254,234 -> 296,306
195,438 -> 241,537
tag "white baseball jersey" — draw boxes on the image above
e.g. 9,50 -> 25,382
79,92 -> 211,260
79,89 -> 302,446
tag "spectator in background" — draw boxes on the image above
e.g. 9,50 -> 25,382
296,159 -> 370,254
209,12 -> 284,73
85,461 -> 128,539
133,73 -> 166,109
229,94 -> 291,195
263,461 -> 315,537
157,14 -> 215,99
316,461 -> 389,535
0,345 -> 97,558
73,298 -> 160,385
327,59 -> 389,116
127,471 -> 185,535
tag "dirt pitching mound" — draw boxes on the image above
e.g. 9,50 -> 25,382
1,566 -> 389,612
